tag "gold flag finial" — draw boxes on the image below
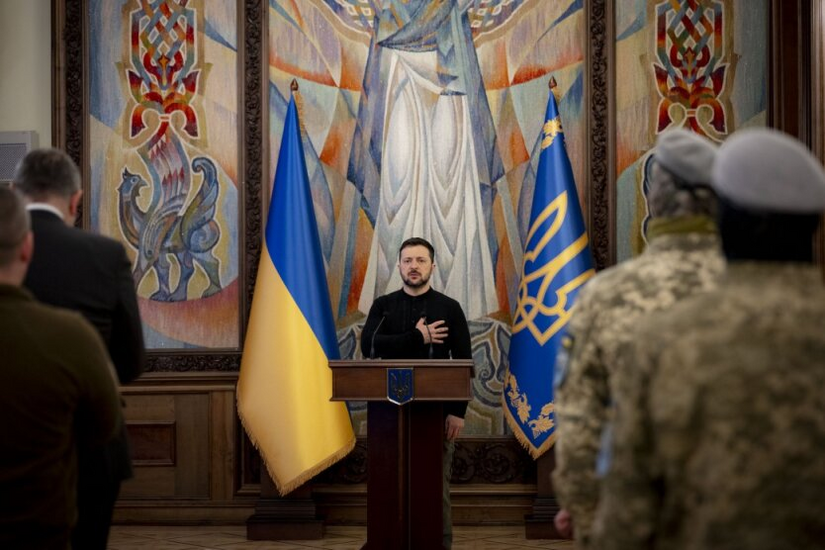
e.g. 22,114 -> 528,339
548,76 -> 560,103
290,79 -> 306,135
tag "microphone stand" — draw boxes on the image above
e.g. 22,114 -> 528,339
369,314 -> 386,359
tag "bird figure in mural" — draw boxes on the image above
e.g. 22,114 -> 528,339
117,156 -> 222,302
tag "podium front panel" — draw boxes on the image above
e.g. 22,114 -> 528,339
329,360 -> 473,402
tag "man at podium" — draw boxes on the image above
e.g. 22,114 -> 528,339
360,236 -> 472,549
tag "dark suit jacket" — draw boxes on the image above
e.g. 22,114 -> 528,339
23,208 -> 146,482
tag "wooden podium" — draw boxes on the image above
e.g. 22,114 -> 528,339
329,359 -> 474,550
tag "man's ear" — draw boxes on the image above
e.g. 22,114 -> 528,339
19,231 -> 34,264
68,189 -> 83,221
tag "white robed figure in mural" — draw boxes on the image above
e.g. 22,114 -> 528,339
348,0 -> 504,320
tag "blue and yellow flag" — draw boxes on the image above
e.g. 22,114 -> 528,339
503,88 -> 595,459
237,92 -> 355,495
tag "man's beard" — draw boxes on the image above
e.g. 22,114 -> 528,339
402,272 -> 430,288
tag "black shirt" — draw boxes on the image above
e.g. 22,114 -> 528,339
360,287 -> 473,418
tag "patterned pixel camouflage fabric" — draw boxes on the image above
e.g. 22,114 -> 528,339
591,262 -> 825,550
552,218 -> 723,548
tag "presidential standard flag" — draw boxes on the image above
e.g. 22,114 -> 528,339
503,87 -> 595,459
237,90 -> 355,495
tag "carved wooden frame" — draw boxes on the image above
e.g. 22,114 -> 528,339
52,0 -> 265,371
586,0 -> 614,271
810,0 -> 825,266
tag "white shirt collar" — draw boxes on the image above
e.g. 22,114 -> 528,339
26,202 -> 66,221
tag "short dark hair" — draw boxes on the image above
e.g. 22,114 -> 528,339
398,237 -> 434,262
13,148 -> 81,201
0,187 -> 30,267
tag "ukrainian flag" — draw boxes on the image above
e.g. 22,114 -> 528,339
238,90 -> 355,495
503,88 -> 594,459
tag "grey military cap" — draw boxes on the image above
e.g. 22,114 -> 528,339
654,128 -> 717,186
712,128 -> 825,213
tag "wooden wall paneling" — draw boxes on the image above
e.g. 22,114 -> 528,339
811,0 -> 825,269
770,0 -> 823,269
128,421 -> 176,466
769,0 -> 812,143
313,437 -> 538,526
121,395 -> 177,498
115,373 -> 255,524
814,1 -> 825,162
174,394 -> 211,498
211,390 -> 239,501
120,393 -> 208,499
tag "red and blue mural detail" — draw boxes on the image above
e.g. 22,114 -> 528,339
119,0 -> 222,302
653,0 -> 730,139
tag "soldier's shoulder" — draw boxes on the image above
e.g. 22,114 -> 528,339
575,257 -> 651,303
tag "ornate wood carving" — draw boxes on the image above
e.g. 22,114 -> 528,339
62,0 -> 84,171
61,0 -> 85,226
243,0 -> 265,339
452,438 -> 536,484
316,440 -> 369,484
147,352 -> 241,371
316,438 -> 534,486
586,0 -> 615,270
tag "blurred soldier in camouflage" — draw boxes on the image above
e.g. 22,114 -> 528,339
591,128 -> 825,550
552,128 -> 723,547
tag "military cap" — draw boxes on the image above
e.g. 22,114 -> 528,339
654,128 -> 718,186
712,128 -> 825,213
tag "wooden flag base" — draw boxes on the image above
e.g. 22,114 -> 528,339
524,451 -> 565,540
246,471 -> 324,540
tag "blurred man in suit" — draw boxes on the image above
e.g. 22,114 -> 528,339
0,186 -> 121,549
14,148 -> 146,550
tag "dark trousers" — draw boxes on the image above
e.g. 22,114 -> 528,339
443,439 -> 455,549
71,476 -> 121,550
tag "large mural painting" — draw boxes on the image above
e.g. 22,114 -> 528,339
89,0 -> 240,349
268,0 -> 588,436
83,0 -> 770,437
615,0 -> 768,260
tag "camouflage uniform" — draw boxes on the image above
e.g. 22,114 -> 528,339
591,262 -> 825,550
553,216 -> 723,547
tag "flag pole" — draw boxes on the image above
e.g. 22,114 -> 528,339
240,76 -> 355,539
526,76 -> 566,541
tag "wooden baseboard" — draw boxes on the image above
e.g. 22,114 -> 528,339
314,483 -> 538,526
113,500 -> 256,525
113,484 -> 538,526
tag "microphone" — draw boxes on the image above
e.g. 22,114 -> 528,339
369,313 -> 386,359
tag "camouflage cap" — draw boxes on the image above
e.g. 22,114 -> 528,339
712,128 -> 825,213
654,128 -> 718,186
